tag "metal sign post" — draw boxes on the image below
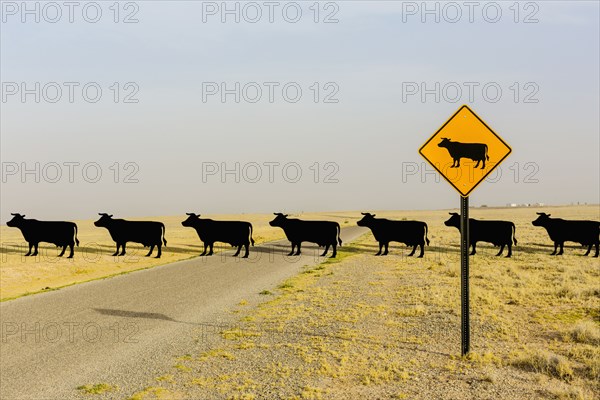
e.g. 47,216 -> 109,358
460,196 -> 470,356
419,105 -> 512,356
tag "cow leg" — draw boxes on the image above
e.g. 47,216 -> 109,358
113,243 -> 121,256
32,243 -> 39,256
474,160 -> 481,168
557,243 -> 564,256
295,242 -> 302,256
382,243 -> 389,256
207,243 -> 214,256
287,243 -> 295,256
200,243 -> 207,256
331,243 -> 337,258
68,244 -> 75,258
155,244 -> 161,258
418,244 -> 425,258
120,243 -> 126,256
408,245 -> 416,257
506,244 -> 512,258
470,243 -> 476,256
242,244 -> 249,258
481,158 -> 486,169
594,243 -> 599,258
495,245 -> 504,257
233,246 -> 241,257
146,245 -> 154,257
25,243 -> 33,256
321,245 -> 329,257
375,243 -> 383,256
550,243 -> 557,255
58,246 -> 66,257
584,245 -> 592,256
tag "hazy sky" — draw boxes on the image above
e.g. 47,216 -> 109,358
1,1 -> 599,220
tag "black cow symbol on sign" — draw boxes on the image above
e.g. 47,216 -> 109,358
6,213 -> 80,258
438,138 -> 489,169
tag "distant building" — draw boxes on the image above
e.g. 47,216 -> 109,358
505,202 -> 542,208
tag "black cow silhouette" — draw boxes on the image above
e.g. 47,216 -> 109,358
357,213 -> 430,257
181,213 -> 255,258
532,212 -> 599,257
6,213 -> 79,258
438,138 -> 489,169
94,213 -> 167,258
444,213 -> 517,257
269,213 -> 342,258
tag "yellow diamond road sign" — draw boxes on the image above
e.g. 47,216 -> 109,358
419,105 -> 512,197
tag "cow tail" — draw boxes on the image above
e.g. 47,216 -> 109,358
512,223 -> 517,245
74,224 -> 80,246
485,144 -> 489,161
424,223 -> 430,246
337,223 -> 342,246
161,223 -> 167,246
249,224 -> 255,246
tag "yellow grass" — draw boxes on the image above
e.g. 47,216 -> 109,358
76,383 -> 116,395
114,204 -> 599,399
0,212 -> 359,301
1,206 -> 597,302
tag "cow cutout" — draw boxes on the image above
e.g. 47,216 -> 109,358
438,138 -> 489,169
444,213 -> 517,257
357,213 -> 430,257
94,213 -> 167,258
6,213 -> 80,258
181,213 -> 255,258
269,213 -> 342,258
532,212 -> 599,257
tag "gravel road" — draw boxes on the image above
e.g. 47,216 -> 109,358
0,226 -> 366,399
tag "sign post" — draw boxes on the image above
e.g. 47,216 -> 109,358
418,105 -> 511,356
460,196 -> 469,355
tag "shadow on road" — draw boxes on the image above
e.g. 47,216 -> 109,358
93,308 -> 181,322
91,308 -> 451,357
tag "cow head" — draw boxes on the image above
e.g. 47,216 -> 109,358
357,212 -> 376,227
94,213 -> 114,227
269,213 -> 289,227
438,138 -> 452,148
532,212 -> 551,227
182,213 -> 201,227
444,212 -> 460,228
6,213 -> 26,227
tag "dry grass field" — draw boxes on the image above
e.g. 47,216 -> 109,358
63,205 -> 598,400
0,212 -> 358,301
1,206 -> 596,303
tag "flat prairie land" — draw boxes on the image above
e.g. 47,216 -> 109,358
56,205 -> 598,400
1,206 -> 597,302
0,212 -> 363,301
0,213 -> 278,301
